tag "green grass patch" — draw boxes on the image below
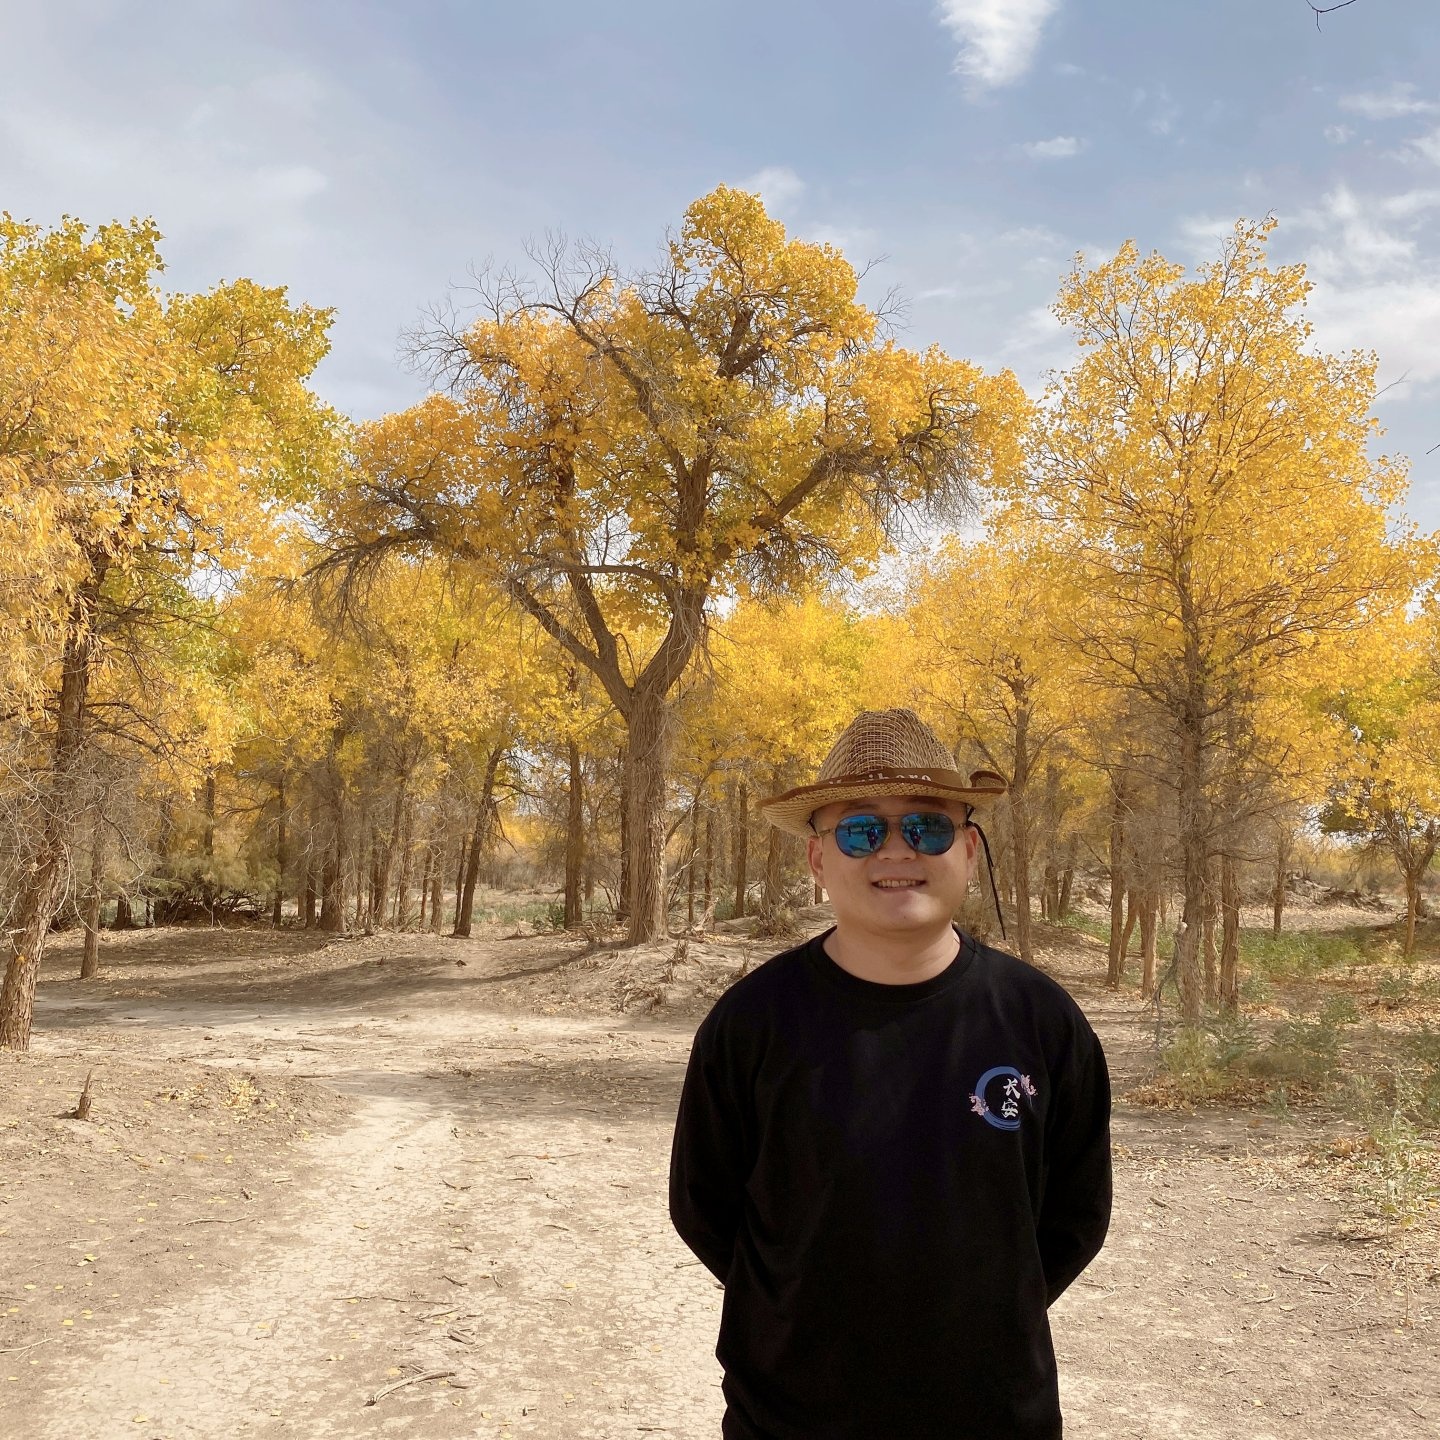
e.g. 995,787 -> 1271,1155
1146,997 -> 1440,1132
1057,912 -> 1111,944
1237,928 -> 1370,978
480,898 -> 567,930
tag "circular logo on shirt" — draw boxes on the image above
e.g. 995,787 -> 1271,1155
969,1065 -> 1037,1132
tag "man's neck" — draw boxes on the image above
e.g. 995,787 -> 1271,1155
823,922 -> 960,986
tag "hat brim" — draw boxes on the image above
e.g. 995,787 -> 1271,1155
759,768 -> 1008,838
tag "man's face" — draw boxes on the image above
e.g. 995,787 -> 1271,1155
805,794 -> 979,939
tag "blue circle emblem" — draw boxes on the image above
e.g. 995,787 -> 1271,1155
971,1065 -> 1025,1132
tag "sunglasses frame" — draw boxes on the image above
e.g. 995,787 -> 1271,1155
811,809 -> 970,859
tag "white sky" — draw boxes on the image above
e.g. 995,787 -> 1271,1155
4,0 -> 1438,524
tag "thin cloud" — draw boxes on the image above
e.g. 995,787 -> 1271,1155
1308,276 -> 1440,394
1288,182 -> 1440,399
936,0 -> 1060,90
738,165 -> 806,213
1297,184 -> 1417,281
1409,129 -> 1440,166
1176,214 -> 1240,256
1131,84 -> 1181,139
1022,136 -> 1083,160
1340,84 -> 1440,120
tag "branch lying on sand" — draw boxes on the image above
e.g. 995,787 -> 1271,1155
364,1369 -> 457,1406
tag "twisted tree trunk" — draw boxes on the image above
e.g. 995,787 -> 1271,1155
1,574 -> 103,1050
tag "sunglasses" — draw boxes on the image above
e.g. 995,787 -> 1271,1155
813,811 -> 966,858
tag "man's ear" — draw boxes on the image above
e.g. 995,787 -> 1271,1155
806,834 -> 826,887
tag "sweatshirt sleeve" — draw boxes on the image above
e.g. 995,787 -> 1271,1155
1038,1025 -> 1112,1306
669,1012 -> 753,1284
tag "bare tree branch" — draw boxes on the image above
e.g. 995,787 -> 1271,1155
1308,0 -> 1359,30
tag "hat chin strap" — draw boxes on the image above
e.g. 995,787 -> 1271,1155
967,821 -> 1007,943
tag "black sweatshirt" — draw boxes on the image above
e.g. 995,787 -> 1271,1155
669,929 -> 1112,1440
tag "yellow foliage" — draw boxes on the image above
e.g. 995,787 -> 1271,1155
0,214 -> 339,716
329,186 -> 1027,725
1011,219 -> 1423,819
688,592 -> 877,789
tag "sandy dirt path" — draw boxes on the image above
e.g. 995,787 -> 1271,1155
3,928 -> 1436,1438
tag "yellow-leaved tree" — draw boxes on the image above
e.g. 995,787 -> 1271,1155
1320,608 -> 1440,957
1015,219 -> 1419,1022
0,216 -> 339,1049
320,186 -> 1026,941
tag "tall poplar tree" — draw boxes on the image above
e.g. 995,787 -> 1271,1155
323,187 -> 1025,942
1018,219 -> 1417,1022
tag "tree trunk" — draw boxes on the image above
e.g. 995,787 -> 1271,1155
371,782 -> 406,930
1106,774 -> 1127,988
616,745 -> 631,924
454,815 -> 485,939
1202,865 -> 1218,1009
1219,851 -> 1240,1012
319,844 -> 346,933
429,833 -> 445,936
272,775 -> 288,927
318,739 -> 348,935
1058,862 -> 1074,920
395,800 -> 416,929
702,801 -> 716,929
759,823 -> 788,929
1139,889 -> 1159,999
302,854 -> 318,929
453,747 -> 504,939
732,781 -> 749,919
624,689 -> 671,943
452,833 -> 468,931
1040,762 -> 1063,920
1172,719 -> 1207,1024
1404,869 -> 1420,958
1009,705 -> 1034,963
1270,829 -> 1289,938
686,794 -> 699,931
564,737 -> 585,930
418,841 -> 432,930
202,771 -> 218,927
203,773 -> 216,858
1119,890 -> 1138,969
114,893 -> 135,930
0,573 -> 101,1050
1393,823 -> 1440,958
80,817 -> 105,981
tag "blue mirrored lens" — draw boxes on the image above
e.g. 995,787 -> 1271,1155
900,813 -> 956,855
830,813 -> 956,857
833,816 -> 889,856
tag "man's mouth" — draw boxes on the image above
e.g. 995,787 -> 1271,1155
873,878 -> 924,889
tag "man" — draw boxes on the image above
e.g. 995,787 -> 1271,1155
670,708 -> 1111,1440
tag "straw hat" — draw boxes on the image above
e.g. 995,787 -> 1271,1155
760,708 -> 1007,837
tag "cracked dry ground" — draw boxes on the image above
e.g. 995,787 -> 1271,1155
1,926 -> 1436,1439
